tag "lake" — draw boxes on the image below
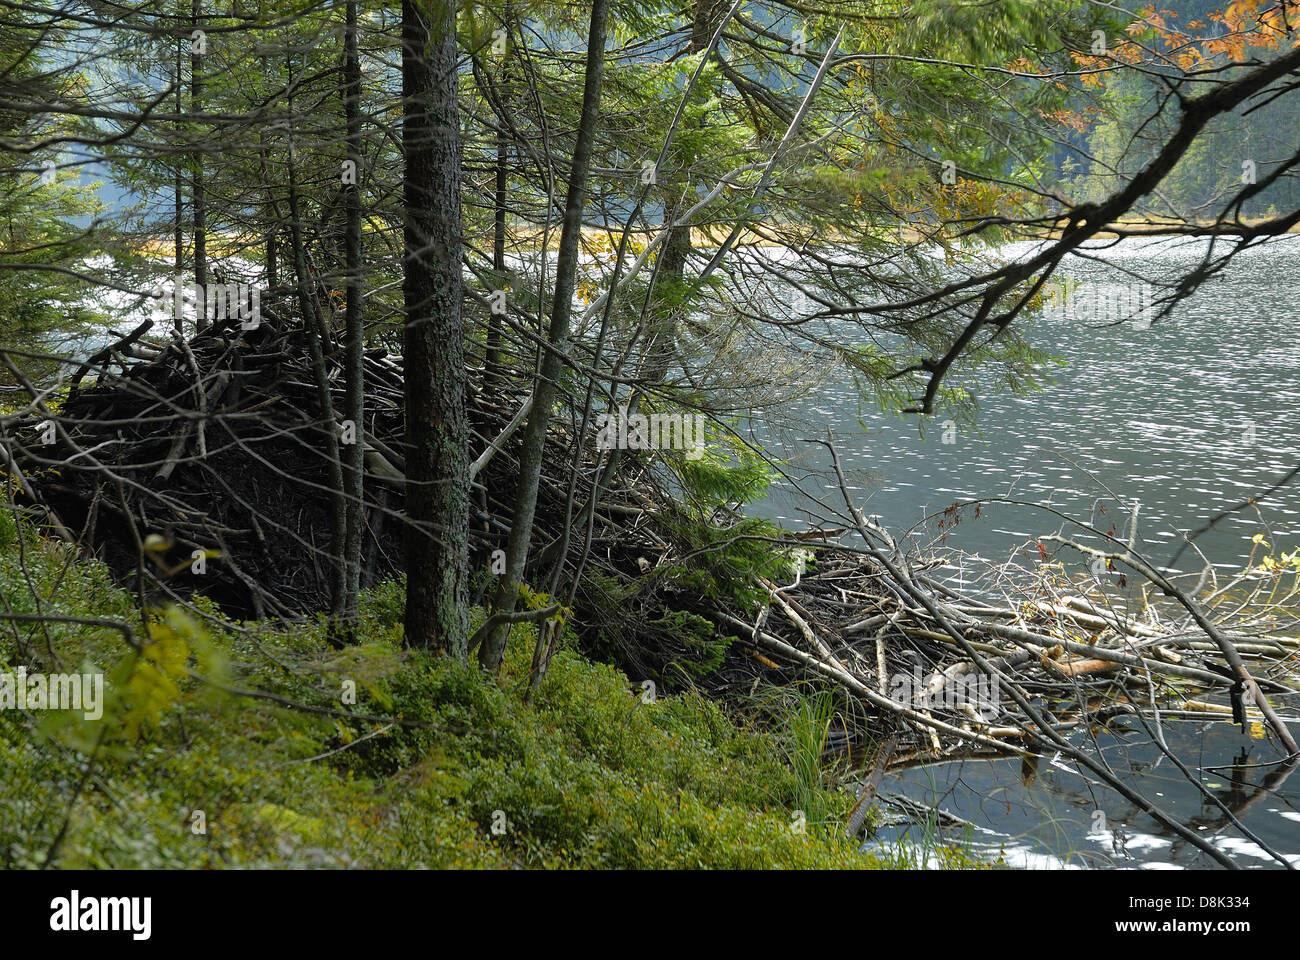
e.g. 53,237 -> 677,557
750,235 -> 1300,579
746,235 -> 1300,868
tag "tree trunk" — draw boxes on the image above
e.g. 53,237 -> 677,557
486,7 -> 511,385
173,31 -> 184,333
286,62 -> 347,624
402,0 -> 470,658
544,0 -> 722,578
340,0 -> 365,629
478,0 -> 610,671
643,0 -> 717,384
265,233 -> 277,290
258,133 -> 278,291
487,116 -> 508,384
190,0 -> 206,320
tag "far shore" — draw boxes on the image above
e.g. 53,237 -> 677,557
131,213 -> 1300,263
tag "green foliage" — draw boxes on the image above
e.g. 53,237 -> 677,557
0,520 -> 877,869
672,430 -> 773,514
899,0 -> 1067,64
652,514 -> 799,612
647,609 -> 728,680
785,688 -> 837,832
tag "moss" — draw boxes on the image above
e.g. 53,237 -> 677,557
0,521 -> 878,869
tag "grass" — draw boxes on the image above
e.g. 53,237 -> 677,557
0,522 -> 884,869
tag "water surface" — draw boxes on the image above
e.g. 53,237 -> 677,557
748,236 -> 1300,868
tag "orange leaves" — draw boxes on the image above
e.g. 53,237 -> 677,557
1070,50 -> 1108,88
1201,34 -> 1248,60
1113,0 -> 1300,69
1125,6 -> 1157,37
1194,0 -> 1298,59
1071,37 -> 1145,90
1115,43 -> 1145,65
1038,107 -> 1091,134
1224,0 -> 1262,32
930,177 -> 1023,224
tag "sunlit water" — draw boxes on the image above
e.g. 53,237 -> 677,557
744,235 -> 1300,868
749,235 -> 1300,579
867,721 -> 1300,870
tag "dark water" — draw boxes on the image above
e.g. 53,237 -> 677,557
746,236 -> 1300,868
867,719 -> 1300,869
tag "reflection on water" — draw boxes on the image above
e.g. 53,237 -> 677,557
870,717 -> 1300,870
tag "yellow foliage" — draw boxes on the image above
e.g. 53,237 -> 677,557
122,625 -> 189,740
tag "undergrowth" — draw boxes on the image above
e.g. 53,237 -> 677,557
0,524 -> 892,869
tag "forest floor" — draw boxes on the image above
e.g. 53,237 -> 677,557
0,520 -> 993,869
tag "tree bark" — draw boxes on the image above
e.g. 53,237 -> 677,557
402,0 -> 470,658
487,115 -> 508,383
173,33 -> 184,335
486,6 -> 512,385
478,0 -> 610,671
286,61 -> 347,624
190,0 -> 206,320
258,133 -> 278,291
340,0 -> 365,628
643,0 -> 717,385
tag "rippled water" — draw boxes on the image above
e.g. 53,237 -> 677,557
747,236 -> 1300,868
871,720 -> 1300,870
750,235 -> 1300,578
